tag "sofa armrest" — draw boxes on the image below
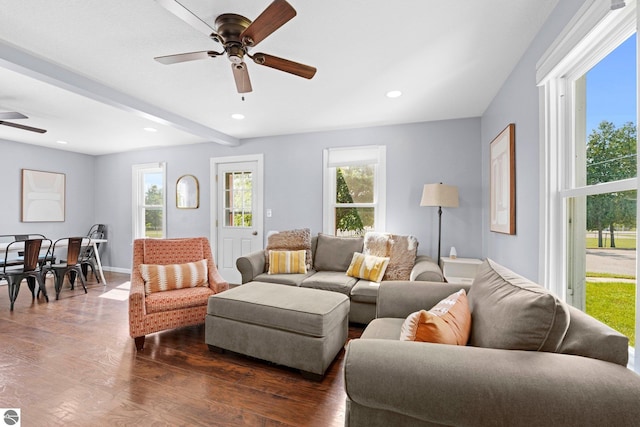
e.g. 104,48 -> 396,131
344,339 -> 640,426
376,281 -> 471,318
410,255 -> 444,281
236,250 -> 266,284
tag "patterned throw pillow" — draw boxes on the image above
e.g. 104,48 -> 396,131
346,252 -> 390,283
363,232 -> 418,281
400,289 -> 471,345
265,228 -> 312,271
140,259 -> 208,295
268,250 -> 307,274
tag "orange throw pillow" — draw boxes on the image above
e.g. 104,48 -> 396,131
399,289 -> 471,345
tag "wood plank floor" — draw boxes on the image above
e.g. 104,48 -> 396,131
0,272 -> 363,426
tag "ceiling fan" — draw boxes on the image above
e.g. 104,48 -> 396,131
154,0 -> 317,94
0,112 -> 47,134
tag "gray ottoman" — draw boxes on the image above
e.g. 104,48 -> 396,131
205,281 -> 350,380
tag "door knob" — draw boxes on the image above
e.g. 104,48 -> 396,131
252,231 -> 258,236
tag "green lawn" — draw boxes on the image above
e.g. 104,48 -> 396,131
586,237 -> 636,249
586,281 -> 636,347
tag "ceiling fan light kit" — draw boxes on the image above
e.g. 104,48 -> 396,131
154,0 -> 317,94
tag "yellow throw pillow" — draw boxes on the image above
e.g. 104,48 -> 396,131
268,250 -> 307,274
140,259 -> 208,295
346,252 -> 390,283
399,289 -> 471,345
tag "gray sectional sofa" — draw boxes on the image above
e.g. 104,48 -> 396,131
236,233 -> 443,324
343,259 -> 640,426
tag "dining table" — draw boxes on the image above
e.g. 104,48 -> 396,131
0,237 -> 108,285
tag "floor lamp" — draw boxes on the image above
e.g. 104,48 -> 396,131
420,183 -> 459,262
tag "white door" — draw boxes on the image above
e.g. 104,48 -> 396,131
211,156 -> 263,284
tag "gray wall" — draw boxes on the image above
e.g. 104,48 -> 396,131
0,138 -> 96,239
95,118 -> 482,270
480,0 -> 585,281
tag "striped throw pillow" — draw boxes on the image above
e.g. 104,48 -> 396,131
346,252 -> 390,283
140,259 -> 208,295
268,250 -> 307,274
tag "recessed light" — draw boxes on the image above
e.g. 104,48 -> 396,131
231,113 -> 245,120
56,140 -> 68,145
143,127 -> 157,132
386,90 -> 402,98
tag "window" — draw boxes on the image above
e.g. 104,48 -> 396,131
538,0 -> 638,370
132,163 -> 166,239
224,171 -> 253,227
323,146 -> 386,236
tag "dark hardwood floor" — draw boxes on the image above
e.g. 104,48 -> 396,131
0,272 -> 363,426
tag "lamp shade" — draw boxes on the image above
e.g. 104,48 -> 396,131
420,183 -> 459,208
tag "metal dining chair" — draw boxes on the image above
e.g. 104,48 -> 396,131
0,238 -> 52,311
78,224 -> 106,283
42,237 -> 87,300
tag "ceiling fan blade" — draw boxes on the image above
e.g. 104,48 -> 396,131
155,0 -> 218,38
0,121 -> 47,134
154,51 -> 220,65
252,53 -> 316,79
232,63 -> 253,94
0,112 -> 28,120
240,0 -> 296,47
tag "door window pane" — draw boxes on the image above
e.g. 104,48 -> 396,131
224,171 -> 253,227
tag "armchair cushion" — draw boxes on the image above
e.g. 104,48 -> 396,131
140,259 -> 208,295
145,286 -> 215,314
468,259 -> 570,352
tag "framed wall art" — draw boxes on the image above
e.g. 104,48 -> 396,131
489,124 -> 515,234
21,169 -> 66,222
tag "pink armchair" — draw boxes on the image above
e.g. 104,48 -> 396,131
129,237 -> 228,350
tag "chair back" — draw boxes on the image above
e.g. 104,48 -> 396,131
49,237 -> 84,266
88,224 -> 106,240
3,238 -> 51,272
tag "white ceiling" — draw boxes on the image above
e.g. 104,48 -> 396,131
0,0 -> 559,155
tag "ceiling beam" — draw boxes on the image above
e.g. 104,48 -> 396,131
0,39 -> 239,147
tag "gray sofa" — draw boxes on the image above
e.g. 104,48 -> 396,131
344,259 -> 640,426
236,233 -> 443,324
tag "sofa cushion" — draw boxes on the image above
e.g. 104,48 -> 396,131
350,280 -> 379,304
313,233 -> 364,271
301,271 -> 358,296
467,259 -> 570,352
267,250 -> 307,274
140,259 -> 208,295
399,289 -> 470,345
346,252 -> 390,283
265,228 -> 312,271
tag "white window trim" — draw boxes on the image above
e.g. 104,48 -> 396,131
322,146 -> 386,235
537,0 -> 638,371
131,162 -> 166,239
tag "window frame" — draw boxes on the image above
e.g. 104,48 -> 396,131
132,162 -> 167,239
537,0 -> 638,370
322,146 -> 386,235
